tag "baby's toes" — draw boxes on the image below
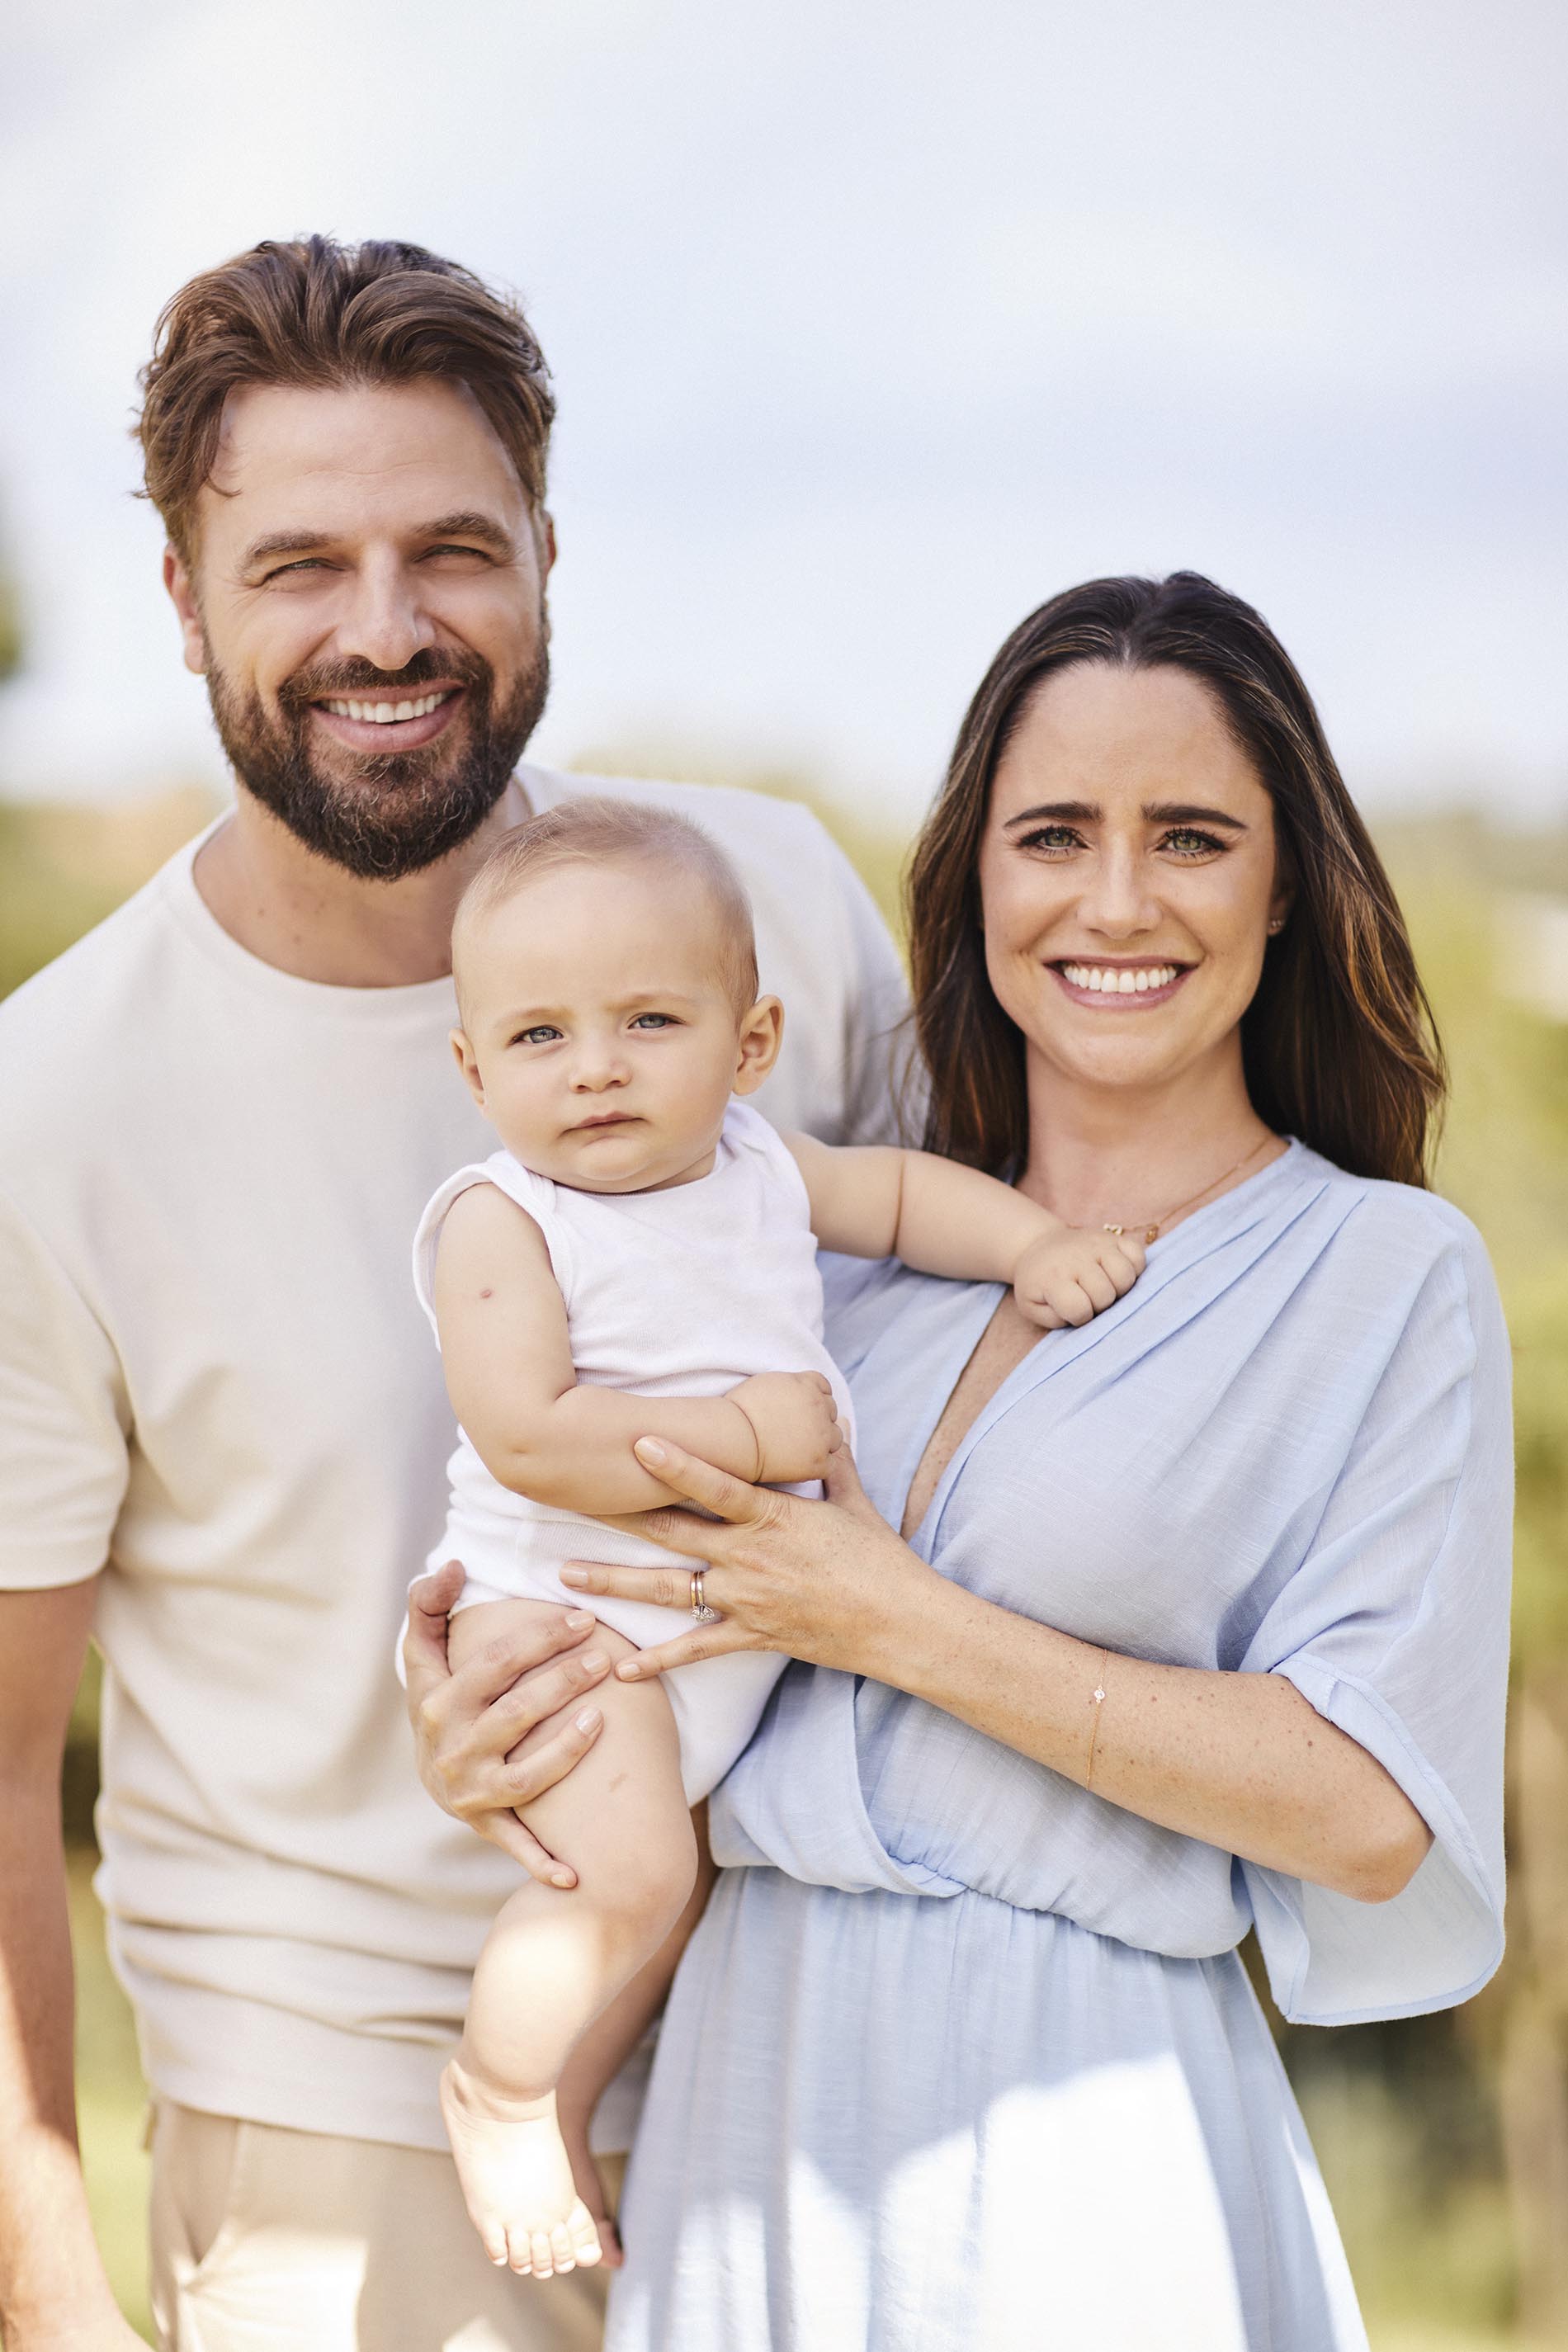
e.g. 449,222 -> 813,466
506,2226 -> 534,2276
549,2219 -> 578,2274
529,2227 -> 556,2279
569,2203 -> 604,2267
480,2221 -> 510,2268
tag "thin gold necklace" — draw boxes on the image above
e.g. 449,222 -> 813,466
1101,1132 -> 1277,1244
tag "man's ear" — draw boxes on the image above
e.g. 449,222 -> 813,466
733,996 -> 784,1096
163,547 -> 208,677
536,509 -> 557,577
451,1027 -> 486,1110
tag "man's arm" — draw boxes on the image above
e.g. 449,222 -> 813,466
0,1580 -> 143,2351
432,1184 -> 838,1505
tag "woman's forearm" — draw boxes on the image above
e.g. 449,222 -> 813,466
877,1576 -> 1432,1903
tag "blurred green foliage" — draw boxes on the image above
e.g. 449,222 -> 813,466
12,781 -> 1568,2350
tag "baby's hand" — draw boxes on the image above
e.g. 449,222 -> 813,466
1013,1226 -> 1145,1331
730,1371 -> 844,1483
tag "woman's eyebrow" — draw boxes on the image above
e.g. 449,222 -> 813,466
1003,801 -> 1099,827
1145,802 -> 1249,831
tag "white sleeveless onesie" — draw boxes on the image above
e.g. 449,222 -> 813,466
412,1102 -> 855,1802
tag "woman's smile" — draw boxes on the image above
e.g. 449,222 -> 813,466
1050,956 -> 1192,1008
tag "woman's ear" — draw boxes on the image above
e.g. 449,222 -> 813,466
733,996 -> 785,1095
450,1027 -> 485,1109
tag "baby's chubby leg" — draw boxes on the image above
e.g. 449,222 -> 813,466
441,1599 -> 696,2279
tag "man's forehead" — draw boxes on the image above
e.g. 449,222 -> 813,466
201,378 -> 528,538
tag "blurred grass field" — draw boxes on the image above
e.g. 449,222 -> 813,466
11,776 -> 1568,2349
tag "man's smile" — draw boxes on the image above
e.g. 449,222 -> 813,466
308,686 -> 465,752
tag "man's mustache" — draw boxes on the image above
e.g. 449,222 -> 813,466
277,649 -> 490,709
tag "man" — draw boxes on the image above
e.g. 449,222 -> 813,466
0,236 -> 908,2352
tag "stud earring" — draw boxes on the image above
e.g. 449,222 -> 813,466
1267,917 -> 1285,935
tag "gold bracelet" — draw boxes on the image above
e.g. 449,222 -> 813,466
1084,1650 -> 1110,1791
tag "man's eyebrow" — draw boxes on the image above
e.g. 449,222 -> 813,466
1003,799 -> 1248,832
238,512 -> 518,571
239,528 -> 330,569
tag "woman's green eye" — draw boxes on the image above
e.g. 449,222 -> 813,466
1164,828 -> 1226,857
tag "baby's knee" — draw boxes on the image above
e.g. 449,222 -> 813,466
611,1804 -> 698,1942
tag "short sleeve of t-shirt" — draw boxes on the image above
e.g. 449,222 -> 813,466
0,1185 -> 129,1589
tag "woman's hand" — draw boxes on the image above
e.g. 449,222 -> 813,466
560,1443 -> 938,1684
403,1561 -> 611,1887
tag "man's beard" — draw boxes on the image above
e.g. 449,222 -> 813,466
205,640 -> 550,881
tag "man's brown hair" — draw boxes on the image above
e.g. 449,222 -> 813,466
136,235 -> 555,561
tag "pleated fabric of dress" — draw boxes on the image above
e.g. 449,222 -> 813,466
606,1144 -> 1513,2352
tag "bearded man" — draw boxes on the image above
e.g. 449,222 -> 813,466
0,237 -> 907,2352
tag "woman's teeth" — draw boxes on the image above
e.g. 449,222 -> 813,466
320,692 -> 452,724
1061,963 -> 1181,994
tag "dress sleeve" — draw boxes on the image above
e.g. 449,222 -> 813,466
1240,1216 -> 1512,2024
0,1187 -> 128,1589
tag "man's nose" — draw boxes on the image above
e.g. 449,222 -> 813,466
332,554 -> 437,674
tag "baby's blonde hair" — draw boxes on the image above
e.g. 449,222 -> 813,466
453,796 -> 761,1015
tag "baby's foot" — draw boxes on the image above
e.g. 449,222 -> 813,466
440,2058 -> 604,2277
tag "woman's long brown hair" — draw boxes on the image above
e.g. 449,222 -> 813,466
905,573 -> 1445,1188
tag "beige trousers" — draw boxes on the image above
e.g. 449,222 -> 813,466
149,2104 -> 620,2352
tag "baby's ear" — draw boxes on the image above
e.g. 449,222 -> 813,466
733,996 -> 785,1094
450,1027 -> 485,1108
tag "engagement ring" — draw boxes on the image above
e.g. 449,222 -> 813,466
690,1569 -> 719,1624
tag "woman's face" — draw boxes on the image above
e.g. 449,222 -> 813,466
977,662 -> 1290,1098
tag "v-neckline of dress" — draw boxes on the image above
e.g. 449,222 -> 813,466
884,1137 -> 1310,1557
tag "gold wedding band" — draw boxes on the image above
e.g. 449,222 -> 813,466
690,1569 -> 719,1625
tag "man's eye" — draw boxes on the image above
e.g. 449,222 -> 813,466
423,544 -> 491,564
264,559 -> 331,582
512,1025 -> 561,1046
1163,827 -> 1227,858
631,1013 -> 675,1030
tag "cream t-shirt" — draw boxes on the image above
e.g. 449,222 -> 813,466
0,763 -> 909,2150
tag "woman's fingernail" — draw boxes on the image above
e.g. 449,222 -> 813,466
635,1436 -> 668,1464
616,1660 -> 640,1680
551,1870 -> 574,1889
565,1608 -> 595,1631
576,1707 -> 602,1732
579,1651 -> 607,1675
560,1568 -> 587,1587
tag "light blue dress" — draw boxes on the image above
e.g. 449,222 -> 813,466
606,1145 -> 1512,2352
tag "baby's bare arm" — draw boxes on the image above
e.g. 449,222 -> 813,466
787,1133 -> 1065,1276
786,1135 -> 1145,1326
433,1185 -> 827,1510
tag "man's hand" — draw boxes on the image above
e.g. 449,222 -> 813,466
402,1562 -> 610,1888
1012,1226 -> 1145,1330
729,1372 -> 844,1483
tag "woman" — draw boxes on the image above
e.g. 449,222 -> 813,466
564,574 -> 1511,2350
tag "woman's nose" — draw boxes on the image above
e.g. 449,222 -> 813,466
1077,847 -> 1160,937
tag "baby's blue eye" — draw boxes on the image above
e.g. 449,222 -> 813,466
631,1013 -> 675,1030
512,1025 -> 561,1046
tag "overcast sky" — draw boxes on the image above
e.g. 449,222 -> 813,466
2,0 -> 1564,828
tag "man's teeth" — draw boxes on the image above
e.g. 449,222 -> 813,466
1061,963 -> 1181,994
320,692 -> 451,724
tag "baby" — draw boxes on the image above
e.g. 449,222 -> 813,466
414,797 -> 1145,2279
